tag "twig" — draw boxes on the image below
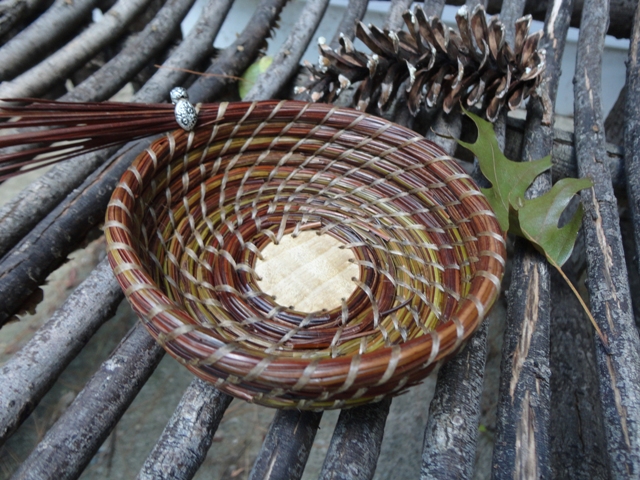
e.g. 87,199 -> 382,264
152,65 -> 244,83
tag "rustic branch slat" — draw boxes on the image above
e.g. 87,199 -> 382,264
384,0 -> 414,31
244,0 -> 330,101
188,0 -> 288,102
493,170 -> 551,479
137,379 -> 233,480
574,0 -> 640,477
420,0 -> 446,18
0,259 -> 123,447
248,410 -> 322,480
421,328 -> 489,479
0,0 -> 51,40
491,0 -> 577,474
549,260 -> 610,478
8,322 -> 165,480
319,399 -> 391,480
0,0 -> 155,99
62,0 -> 197,103
623,2 -> 640,277
0,0 -> 97,80
605,86 -> 625,146
328,0 -> 369,48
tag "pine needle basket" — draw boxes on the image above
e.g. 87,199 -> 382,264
104,100 -> 506,410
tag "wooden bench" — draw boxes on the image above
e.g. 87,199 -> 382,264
0,0 -> 638,478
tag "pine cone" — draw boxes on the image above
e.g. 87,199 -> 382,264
299,5 -> 546,122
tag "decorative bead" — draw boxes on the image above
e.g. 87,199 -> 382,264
170,87 -> 188,104
170,87 -> 197,131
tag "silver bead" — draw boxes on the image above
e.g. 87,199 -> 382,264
170,87 -> 189,104
170,87 -> 197,131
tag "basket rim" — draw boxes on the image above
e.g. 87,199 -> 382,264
104,100 -> 506,408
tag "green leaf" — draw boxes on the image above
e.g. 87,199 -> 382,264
239,56 -> 273,99
454,111 -> 600,344
518,177 -> 593,267
457,109 -> 552,231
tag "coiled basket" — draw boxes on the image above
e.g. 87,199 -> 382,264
105,101 -> 506,410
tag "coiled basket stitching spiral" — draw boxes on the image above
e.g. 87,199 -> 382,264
104,100 -> 506,410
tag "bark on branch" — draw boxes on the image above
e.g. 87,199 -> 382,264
9,322 -> 165,480
490,0 -> 576,475
623,3 -> 640,281
137,379 -> 233,480
0,259 -> 123,448
320,399 -> 391,480
248,410 -> 322,480
0,0 -> 47,39
0,0 -> 155,98
0,0 -> 97,80
575,0 -> 640,476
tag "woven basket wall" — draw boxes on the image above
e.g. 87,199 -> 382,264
105,100 -> 506,410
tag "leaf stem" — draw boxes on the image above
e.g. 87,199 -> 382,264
549,257 -> 611,354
